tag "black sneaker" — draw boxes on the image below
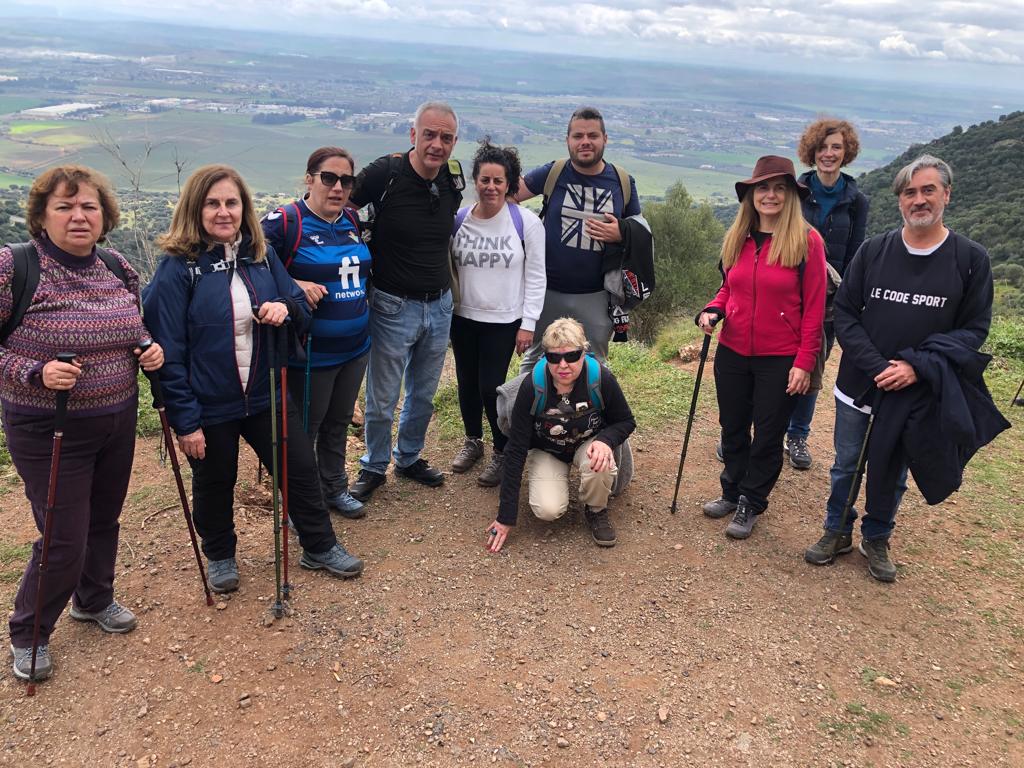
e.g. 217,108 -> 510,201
349,469 -> 386,502
584,506 -> 617,547
859,539 -> 897,583
396,458 -> 444,487
804,531 -> 854,565
786,435 -> 812,470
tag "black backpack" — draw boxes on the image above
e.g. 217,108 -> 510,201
1,242 -> 130,345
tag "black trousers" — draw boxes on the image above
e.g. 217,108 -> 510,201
450,314 -> 520,452
187,399 -> 337,560
714,343 -> 799,513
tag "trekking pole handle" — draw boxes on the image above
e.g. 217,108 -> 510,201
137,340 -> 165,408
54,352 -> 76,429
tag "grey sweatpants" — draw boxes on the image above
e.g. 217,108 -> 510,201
519,289 -> 612,374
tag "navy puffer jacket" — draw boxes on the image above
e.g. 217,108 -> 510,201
799,170 -> 868,276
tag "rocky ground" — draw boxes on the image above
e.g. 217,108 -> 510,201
1,351 -> 1021,767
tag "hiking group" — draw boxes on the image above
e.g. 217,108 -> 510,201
0,101 -> 1008,686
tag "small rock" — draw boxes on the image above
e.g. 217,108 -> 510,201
136,706 -> 149,719
340,758 -> 357,768
239,698 -> 252,710
556,737 -> 570,748
935,712 -> 944,721
596,711 -> 608,722
673,544 -> 683,550
210,674 -> 223,684
657,706 -> 670,724
873,676 -> 898,688
216,602 -> 228,611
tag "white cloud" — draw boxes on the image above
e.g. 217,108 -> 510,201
34,0 -> 1024,70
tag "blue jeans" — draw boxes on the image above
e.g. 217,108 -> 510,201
787,323 -> 835,440
825,397 -> 907,540
360,287 -> 453,474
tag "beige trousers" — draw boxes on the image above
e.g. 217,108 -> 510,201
527,438 -> 617,521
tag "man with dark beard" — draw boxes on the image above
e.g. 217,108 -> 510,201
515,106 -> 640,369
803,154 -> 1001,583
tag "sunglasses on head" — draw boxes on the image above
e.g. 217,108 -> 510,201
544,349 -> 584,364
316,171 -> 356,189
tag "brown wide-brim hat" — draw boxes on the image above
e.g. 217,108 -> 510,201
735,155 -> 810,202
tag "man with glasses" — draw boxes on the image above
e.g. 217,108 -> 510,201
347,101 -> 463,503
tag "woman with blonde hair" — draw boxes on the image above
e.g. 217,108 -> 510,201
142,164 -> 363,594
697,156 -> 827,540
485,317 -> 635,553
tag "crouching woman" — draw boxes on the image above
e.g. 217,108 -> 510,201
485,317 -> 635,553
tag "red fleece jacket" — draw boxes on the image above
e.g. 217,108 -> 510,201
706,230 -> 826,372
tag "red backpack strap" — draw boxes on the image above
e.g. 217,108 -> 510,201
341,206 -> 361,236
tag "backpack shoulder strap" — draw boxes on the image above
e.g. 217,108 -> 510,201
95,247 -> 130,289
277,203 -> 303,268
506,202 -> 525,249
530,358 -> 549,416
949,230 -> 972,287
341,206 -> 360,235
610,164 -> 632,210
539,159 -> 569,221
585,354 -> 604,410
0,242 -> 40,346
452,206 -> 472,238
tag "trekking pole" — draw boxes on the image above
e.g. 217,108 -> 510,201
137,340 -> 214,607
1012,377 -> 1024,407
670,316 -> 719,514
836,390 -> 885,535
26,351 -> 75,696
278,324 -> 292,600
302,333 -> 312,434
258,309 -> 286,619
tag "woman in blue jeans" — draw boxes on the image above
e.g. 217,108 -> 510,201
785,118 -> 869,469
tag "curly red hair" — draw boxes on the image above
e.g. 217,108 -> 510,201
797,118 -> 860,168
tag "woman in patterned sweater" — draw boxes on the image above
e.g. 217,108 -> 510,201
0,165 -> 164,683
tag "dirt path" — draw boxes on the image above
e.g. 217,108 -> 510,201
1,351 -> 1021,767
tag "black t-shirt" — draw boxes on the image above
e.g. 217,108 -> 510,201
350,151 -> 461,294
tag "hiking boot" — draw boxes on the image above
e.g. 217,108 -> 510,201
715,440 -> 724,463
584,506 -> 617,547
396,458 -> 444,488
787,435 -> 812,470
69,600 -> 137,634
702,497 -> 737,519
804,531 -> 854,565
300,543 -> 364,579
859,539 -> 897,583
725,496 -> 757,539
327,490 -> 366,520
207,557 -> 239,594
11,643 -> 52,682
477,450 -> 504,487
349,469 -> 386,502
451,437 -> 484,473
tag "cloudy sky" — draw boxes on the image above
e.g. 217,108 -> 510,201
16,0 -> 1024,88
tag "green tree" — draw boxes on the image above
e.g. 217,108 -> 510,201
632,183 -> 724,343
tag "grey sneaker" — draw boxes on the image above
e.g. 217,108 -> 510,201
725,497 -> 757,539
69,600 -> 137,634
451,437 -> 484,473
207,557 -> 240,593
327,490 -> 366,520
11,643 -> 52,681
859,539 -> 897,583
804,531 -> 854,565
787,435 -> 812,470
584,506 -> 617,547
476,449 -> 504,487
702,497 -> 737,519
300,543 -> 364,579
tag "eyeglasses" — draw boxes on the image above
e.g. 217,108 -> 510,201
428,181 -> 440,214
316,171 -> 356,189
544,349 -> 584,365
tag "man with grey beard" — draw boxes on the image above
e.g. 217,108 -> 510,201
803,154 -> 1000,583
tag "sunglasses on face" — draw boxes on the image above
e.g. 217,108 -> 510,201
316,171 -> 356,189
544,349 -> 584,364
